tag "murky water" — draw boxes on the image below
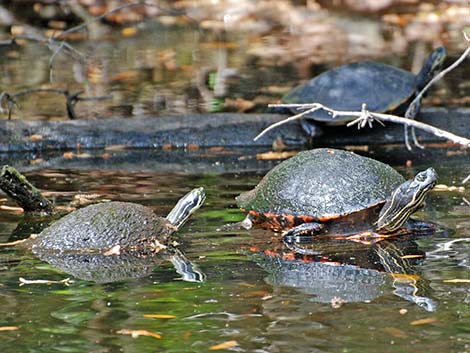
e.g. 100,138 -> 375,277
0,149 -> 469,353
0,3 -> 469,121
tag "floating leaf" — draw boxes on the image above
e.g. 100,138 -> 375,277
0,326 -> 19,331
443,279 -> 470,283
383,327 -> 407,338
143,314 -> 176,319
117,329 -> 162,339
29,134 -> 43,142
256,151 -> 299,160
208,340 -> 238,350
122,27 -> 138,36
410,317 -> 437,326
105,144 -> 128,151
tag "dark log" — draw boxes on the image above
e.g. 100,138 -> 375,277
0,165 -> 54,214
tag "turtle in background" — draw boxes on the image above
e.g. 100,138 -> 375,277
282,47 -> 446,136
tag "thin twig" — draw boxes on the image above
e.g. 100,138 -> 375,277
0,89 -> 112,120
409,33 -> 470,113
54,2 -> 148,40
19,277 -> 74,286
254,104 -> 325,140
462,174 -> 470,184
255,102 -> 470,147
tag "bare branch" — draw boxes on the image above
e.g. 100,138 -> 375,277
255,102 -> 470,147
54,2 -> 148,40
253,104 -> 325,140
409,34 -> 470,113
0,89 -> 111,120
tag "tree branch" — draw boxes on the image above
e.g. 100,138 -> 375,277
255,102 -> 470,147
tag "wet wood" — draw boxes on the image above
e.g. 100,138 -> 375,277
0,166 -> 54,214
0,108 -> 468,152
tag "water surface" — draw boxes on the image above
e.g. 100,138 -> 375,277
0,149 -> 469,353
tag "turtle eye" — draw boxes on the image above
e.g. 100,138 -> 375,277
415,173 -> 426,183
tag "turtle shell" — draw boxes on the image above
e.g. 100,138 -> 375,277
236,149 -> 405,228
33,202 -> 172,253
282,61 -> 416,124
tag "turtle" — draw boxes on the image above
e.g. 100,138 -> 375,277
236,148 -> 437,241
282,47 -> 446,135
27,187 -> 206,282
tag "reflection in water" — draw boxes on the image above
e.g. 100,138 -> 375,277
249,237 -> 437,311
32,246 -> 205,283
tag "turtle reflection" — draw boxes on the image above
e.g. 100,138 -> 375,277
33,246 -> 205,283
249,237 -> 436,311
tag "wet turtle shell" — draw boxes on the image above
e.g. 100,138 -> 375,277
32,187 -> 205,254
236,148 -> 405,230
32,202 -> 172,253
282,47 -> 446,124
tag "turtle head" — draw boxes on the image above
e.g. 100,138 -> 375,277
166,187 -> 206,230
376,168 -> 437,233
415,47 -> 446,90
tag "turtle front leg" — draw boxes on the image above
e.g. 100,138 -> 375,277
282,222 -> 325,243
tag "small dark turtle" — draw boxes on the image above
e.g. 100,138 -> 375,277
30,187 -> 206,282
282,47 -> 446,135
236,149 -> 437,240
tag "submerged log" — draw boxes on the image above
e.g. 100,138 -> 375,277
0,165 -> 54,214
0,108 -> 468,152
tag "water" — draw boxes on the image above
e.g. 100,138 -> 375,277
0,149 -> 469,353
0,2 -> 469,351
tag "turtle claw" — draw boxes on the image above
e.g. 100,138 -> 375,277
282,222 -> 324,244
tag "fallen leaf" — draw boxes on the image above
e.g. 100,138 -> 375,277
0,205 -> 24,213
186,144 -> 199,151
30,158 -> 44,165
112,71 -> 140,82
433,184 -> 465,192
383,327 -> 407,338
63,152 -> 75,159
443,279 -> 470,283
208,340 -> 238,350
0,239 -> 28,247
103,245 -> 121,256
143,314 -> 176,319
256,151 -> 298,160
105,144 -> 128,151
0,326 -> 19,331
19,277 -> 74,286
117,329 -> 162,340
122,27 -> 138,36
409,317 -> 437,326
29,134 -> 43,142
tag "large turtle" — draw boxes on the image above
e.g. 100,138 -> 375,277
282,47 -> 446,135
236,149 -> 437,241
